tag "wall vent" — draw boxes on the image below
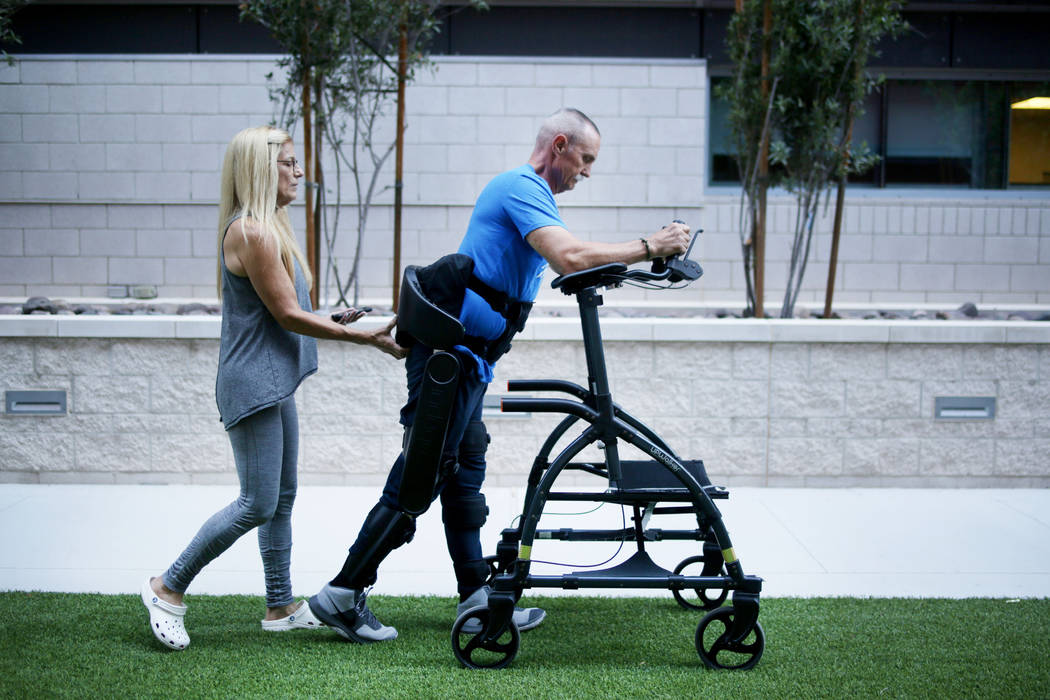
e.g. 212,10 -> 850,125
934,396 -> 995,421
5,390 -> 67,415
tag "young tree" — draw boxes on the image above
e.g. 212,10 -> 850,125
721,0 -> 904,318
721,0 -> 778,318
820,1 -> 906,318
241,0 -> 484,309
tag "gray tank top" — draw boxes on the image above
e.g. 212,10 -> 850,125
215,214 -> 318,429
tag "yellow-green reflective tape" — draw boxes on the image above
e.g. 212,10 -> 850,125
722,547 -> 738,564
519,545 -> 532,561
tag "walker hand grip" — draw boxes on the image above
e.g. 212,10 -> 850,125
666,256 -> 703,283
650,219 -> 686,274
661,220 -> 703,282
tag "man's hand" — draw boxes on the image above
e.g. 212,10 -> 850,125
646,221 -> 691,259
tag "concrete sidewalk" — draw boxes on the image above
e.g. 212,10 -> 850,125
1,484 -> 1048,600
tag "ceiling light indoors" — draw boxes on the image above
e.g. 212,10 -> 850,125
1010,97 -> 1050,110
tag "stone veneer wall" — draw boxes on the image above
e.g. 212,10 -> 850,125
1,55 -> 1048,307
2,315 -> 1047,487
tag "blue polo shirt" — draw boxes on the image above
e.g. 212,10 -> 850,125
456,164 -> 565,381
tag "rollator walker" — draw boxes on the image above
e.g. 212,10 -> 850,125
395,224 -> 764,671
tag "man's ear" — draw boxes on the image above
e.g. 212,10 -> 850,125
553,133 -> 568,155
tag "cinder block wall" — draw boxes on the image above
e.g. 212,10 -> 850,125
2,319 -> 1047,487
1,55 -> 1048,306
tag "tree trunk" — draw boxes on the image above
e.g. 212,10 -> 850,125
823,175 -> 847,318
754,0 -> 773,318
302,70 -> 318,309
823,0 -> 866,319
311,74 -> 323,308
392,19 -> 407,312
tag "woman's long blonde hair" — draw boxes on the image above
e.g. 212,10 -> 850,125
216,126 -> 313,298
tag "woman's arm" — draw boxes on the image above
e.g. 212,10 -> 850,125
225,218 -> 406,359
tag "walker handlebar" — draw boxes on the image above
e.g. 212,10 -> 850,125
550,221 -> 703,294
654,219 -> 703,283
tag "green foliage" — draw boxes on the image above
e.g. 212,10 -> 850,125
238,0 -> 485,306
720,0 -> 906,317
240,0 -> 449,125
2,593 -> 1048,698
0,0 -> 31,66
764,1 -> 901,186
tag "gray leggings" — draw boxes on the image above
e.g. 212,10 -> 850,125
164,397 -> 299,608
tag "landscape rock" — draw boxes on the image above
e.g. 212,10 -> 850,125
177,303 -> 219,315
22,296 -> 53,314
8,295 -> 1047,322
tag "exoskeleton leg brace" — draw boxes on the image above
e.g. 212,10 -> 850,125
444,420 -> 491,591
398,351 -> 461,515
338,259 -> 504,587
335,351 -> 462,588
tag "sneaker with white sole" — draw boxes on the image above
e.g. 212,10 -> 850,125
456,585 -> 546,634
309,585 -> 397,643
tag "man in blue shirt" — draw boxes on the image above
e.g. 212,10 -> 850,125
310,108 -> 692,643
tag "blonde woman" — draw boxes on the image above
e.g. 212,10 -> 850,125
140,126 -> 405,651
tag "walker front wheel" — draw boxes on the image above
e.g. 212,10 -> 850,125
695,606 -> 765,671
451,605 -> 520,670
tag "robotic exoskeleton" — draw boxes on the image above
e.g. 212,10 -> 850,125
336,254 -> 533,589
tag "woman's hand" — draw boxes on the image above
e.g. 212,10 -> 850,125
370,316 -> 408,360
331,307 -> 369,325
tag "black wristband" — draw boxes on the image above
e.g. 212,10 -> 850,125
640,237 -> 652,261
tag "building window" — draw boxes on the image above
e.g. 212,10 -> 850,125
708,79 -> 740,183
885,81 -> 979,186
709,77 -> 1050,190
1010,91 -> 1050,186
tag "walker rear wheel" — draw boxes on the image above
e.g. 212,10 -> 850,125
672,555 -> 728,610
451,605 -> 520,670
695,606 -> 765,671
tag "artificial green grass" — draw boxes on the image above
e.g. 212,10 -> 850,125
1,593 -> 1047,698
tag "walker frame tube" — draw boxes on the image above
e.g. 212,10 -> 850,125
493,282 -> 756,596
459,254 -> 763,670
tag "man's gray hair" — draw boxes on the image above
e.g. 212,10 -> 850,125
536,108 -> 600,148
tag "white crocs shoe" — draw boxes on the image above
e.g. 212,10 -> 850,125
261,600 -> 325,632
141,578 -> 189,651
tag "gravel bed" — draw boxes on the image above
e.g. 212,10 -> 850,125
4,296 -> 1048,322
